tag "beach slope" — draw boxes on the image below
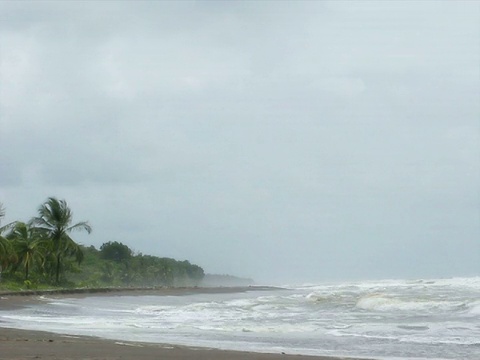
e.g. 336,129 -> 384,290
0,327 -> 356,360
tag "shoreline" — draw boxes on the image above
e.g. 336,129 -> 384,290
0,284 -> 282,297
0,287 -> 371,360
0,327 -> 367,360
0,285 -> 283,310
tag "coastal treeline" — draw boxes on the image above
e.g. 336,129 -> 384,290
0,198 -> 204,290
74,243 -> 205,288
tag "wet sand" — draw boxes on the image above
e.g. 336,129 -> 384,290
0,288 -> 366,360
0,327 -> 362,360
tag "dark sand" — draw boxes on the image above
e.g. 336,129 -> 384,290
0,288 -> 365,360
0,327 -> 363,360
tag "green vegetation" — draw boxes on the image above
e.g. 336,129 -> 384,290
0,198 -> 204,291
30,198 -> 91,283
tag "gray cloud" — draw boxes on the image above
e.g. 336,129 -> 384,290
1,1 -> 478,283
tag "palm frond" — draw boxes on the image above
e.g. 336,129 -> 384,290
29,217 -> 51,228
0,221 -> 18,236
0,202 -> 5,221
67,221 -> 92,234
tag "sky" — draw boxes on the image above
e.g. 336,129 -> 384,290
0,1 -> 479,284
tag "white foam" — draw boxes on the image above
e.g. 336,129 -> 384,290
468,301 -> 480,315
355,293 -> 466,313
1,277 -> 479,360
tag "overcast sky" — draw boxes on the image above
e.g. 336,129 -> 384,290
0,1 -> 479,284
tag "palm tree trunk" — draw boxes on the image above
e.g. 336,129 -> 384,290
25,262 -> 29,281
55,253 -> 61,283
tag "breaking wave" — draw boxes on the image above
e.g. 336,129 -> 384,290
355,293 -> 467,313
1,276 -> 479,359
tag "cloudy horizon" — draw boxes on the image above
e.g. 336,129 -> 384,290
1,1 -> 479,284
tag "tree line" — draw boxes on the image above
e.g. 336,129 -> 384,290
0,198 -> 204,289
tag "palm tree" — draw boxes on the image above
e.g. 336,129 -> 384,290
8,222 -> 48,280
30,197 -> 92,283
0,234 -> 12,281
0,203 -> 17,281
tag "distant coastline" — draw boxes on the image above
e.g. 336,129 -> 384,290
200,273 -> 255,287
0,284 -> 283,299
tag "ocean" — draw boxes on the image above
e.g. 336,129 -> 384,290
1,277 -> 479,360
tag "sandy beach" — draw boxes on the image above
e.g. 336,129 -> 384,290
0,327 -> 360,360
0,289 -> 364,360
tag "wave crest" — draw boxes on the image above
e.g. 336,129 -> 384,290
355,294 -> 467,313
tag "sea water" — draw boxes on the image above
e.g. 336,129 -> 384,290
0,277 -> 479,360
